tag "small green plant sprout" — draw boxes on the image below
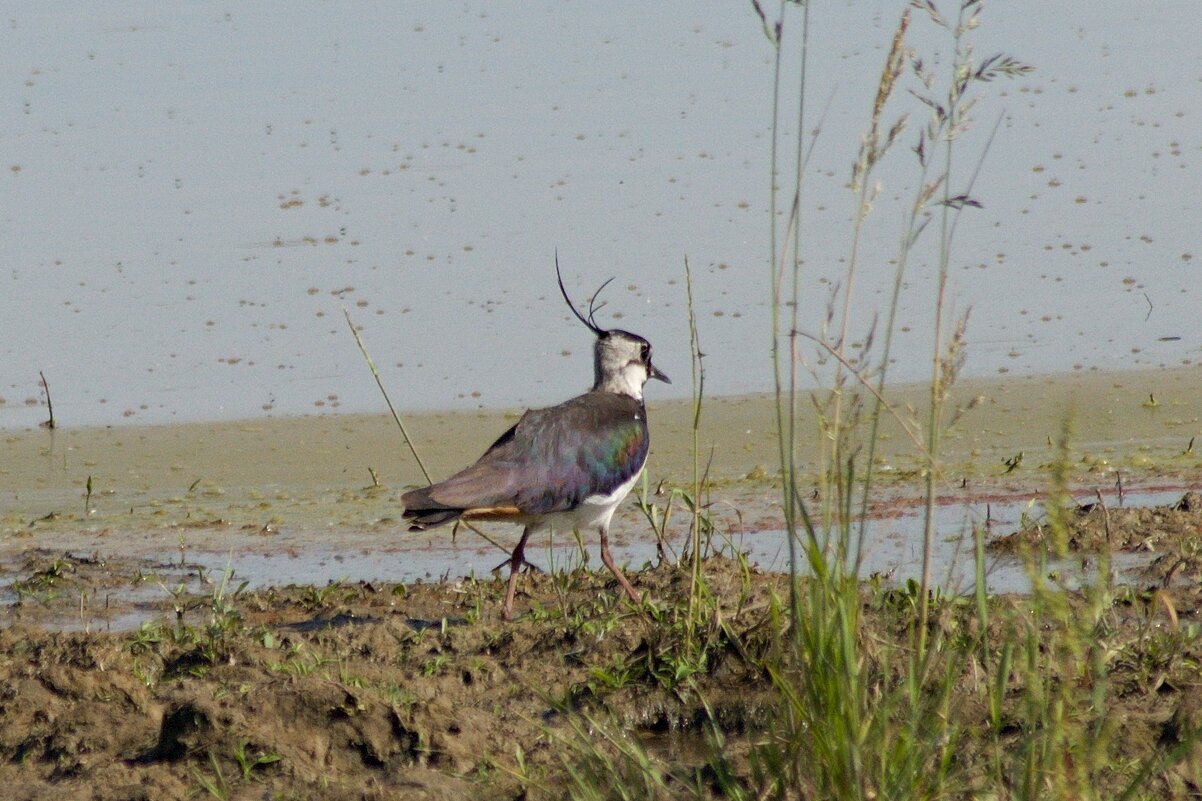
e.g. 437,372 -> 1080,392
588,656 -> 639,692
233,742 -> 282,781
635,472 -> 679,567
126,620 -> 167,662
190,560 -> 248,665
300,578 -> 345,610
421,653 -> 451,677
193,752 -> 231,800
12,558 -> 72,605
1003,450 -> 1024,473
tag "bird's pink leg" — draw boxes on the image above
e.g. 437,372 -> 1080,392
599,525 -> 640,604
502,526 -> 533,620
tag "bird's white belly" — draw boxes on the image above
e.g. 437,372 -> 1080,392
536,470 -> 641,533
583,470 -> 641,509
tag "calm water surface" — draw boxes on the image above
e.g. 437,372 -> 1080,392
2,2 -> 1198,429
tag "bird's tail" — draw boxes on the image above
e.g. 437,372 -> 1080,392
401,486 -> 463,531
402,508 -> 462,530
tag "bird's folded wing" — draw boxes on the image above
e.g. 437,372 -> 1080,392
404,391 -> 648,516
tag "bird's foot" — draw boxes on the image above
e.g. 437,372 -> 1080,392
491,554 -> 542,575
599,532 -> 641,606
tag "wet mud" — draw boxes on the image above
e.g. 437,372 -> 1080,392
3,368 -> 1202,797
2,544 -> 1202,799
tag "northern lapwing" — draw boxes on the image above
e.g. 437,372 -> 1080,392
401,263 -> 670,619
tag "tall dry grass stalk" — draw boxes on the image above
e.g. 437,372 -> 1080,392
759,1 -> 1029,798
552,3 -> 1197,799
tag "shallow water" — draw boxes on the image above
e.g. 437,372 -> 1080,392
3,365 -> 1200,631
1,484 -> 1178,632
166,491 -> 1164,599
2,2 -> 1200,430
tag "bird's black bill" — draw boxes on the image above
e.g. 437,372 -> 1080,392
650,364 -> 671,384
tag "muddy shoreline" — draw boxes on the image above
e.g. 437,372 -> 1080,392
3,368 -> 1202,798
3,536 -> 1202,799
3,367 -> 1202,632
6,367 -> 1201,496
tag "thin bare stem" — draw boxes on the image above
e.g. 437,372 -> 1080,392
343,308 -> 432,485
855,142 -> 939,575
918,1 -> 969,659
785,0 -> 813,610
830,9 -> 909,549
797,332 -> 932,461
683,255 -> 705,622
458,520 -> 510,558
765,0 -> 804,630
39,371 -> 55,430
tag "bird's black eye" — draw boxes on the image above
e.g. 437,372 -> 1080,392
640,343 -> 650,361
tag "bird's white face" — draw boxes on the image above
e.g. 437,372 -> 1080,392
593,330 -> 668,399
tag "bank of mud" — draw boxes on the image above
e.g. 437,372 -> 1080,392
0,559 -> 778,800
3,535 -> 1202,799
4,367 -> 1202,798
